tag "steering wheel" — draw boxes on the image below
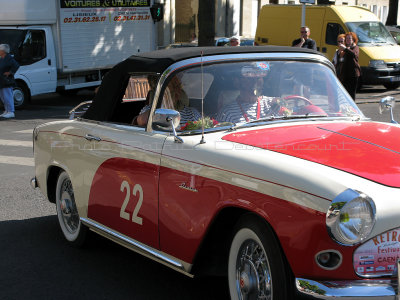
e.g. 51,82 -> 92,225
284,95 -> 328,116
283,95 -> 313,106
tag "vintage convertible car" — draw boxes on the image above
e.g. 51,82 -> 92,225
32,46 -> 400,299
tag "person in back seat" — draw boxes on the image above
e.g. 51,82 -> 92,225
132,75 -> 200,127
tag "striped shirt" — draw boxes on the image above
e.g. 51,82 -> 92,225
140,105 -> 201,125
216,96 -> 276,124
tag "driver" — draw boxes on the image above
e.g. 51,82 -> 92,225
216,62 -> 285,123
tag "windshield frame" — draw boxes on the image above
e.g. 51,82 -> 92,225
146,53 -> 363,134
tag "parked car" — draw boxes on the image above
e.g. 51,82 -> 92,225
32,46 -> 400,299
240,38 -> 254,46
215,37 -> 230,46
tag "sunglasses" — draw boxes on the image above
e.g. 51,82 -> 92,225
337,40 -> 344,43
300,31 -> 308,33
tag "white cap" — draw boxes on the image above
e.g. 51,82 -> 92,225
230,36 -> 240,43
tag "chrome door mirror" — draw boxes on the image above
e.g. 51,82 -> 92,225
379,96 -> 398,124
153,108 -> 183,143
69,100 -> 92,120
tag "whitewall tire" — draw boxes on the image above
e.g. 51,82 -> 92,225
55,171 -> 87,246
228,216 -> 292,300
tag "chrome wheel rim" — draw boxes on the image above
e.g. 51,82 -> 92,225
13,88 -> 24,107
59,178 -> 79,234
236,239 -> 272,300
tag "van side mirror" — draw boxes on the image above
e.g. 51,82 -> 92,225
379,96 -> 398,124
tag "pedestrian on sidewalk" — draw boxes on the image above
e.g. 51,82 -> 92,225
0,44 -> 19,119
335,32 -> 361,100
292,26 -> 317,50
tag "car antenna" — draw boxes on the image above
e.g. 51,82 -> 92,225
200,50 -> 206,144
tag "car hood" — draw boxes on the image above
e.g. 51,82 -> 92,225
361,45 -> 400,62
222,122 -> 400,187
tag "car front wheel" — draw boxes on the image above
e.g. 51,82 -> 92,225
55,171 -> 87,246
228,216 -> 292,300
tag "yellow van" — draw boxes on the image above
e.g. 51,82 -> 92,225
255,5 -> 400,89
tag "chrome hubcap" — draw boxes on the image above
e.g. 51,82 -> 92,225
13,89 -> 24,106
59,179 -> 79,234
236,240 -> 271,300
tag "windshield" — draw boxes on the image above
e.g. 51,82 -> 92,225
346,22 -> 396,45
0,29 -> 26,56
158,60 -> 363,132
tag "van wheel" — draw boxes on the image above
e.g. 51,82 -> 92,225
383,83 -> 400,90
13,82 -> 30,110
55,171 -> 88,246
228,215 -> 293,300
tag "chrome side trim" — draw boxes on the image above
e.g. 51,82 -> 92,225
80,217 -> 186,271
296,278 -> 396,299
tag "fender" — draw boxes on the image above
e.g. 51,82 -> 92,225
14,73 -> 32,93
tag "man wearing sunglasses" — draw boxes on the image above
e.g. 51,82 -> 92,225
292,26 -> 317,50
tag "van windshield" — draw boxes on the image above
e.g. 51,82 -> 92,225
346,22 -> 397,45
0,29 -> 26,55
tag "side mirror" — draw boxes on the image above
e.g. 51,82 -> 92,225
69,100 -> 92,120
379,96 -> 398,124
153,108 -> 183,143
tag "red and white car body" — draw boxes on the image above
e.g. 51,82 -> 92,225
32,47 -> 400,299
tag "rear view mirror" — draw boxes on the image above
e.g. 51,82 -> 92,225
153,108 -> 183,143
69,101 -> 92,120
379,96 -> 398,124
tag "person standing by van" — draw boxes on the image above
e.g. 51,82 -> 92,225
292,26 -> 317,50
0,44 -> 19,119
336,32 -> 361,100
332,34 -> 346,67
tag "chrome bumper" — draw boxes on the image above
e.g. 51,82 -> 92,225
296,278 -> 398,299
30,177 -> 38,189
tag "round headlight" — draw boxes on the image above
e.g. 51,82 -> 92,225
326,189 -> 376,246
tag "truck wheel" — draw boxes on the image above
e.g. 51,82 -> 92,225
55,171 -> 88,246
13,82 -> 30,109
228,215 -> 293,300
383,83 -> 400,90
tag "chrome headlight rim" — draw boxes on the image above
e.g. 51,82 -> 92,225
326,189 -> 376,246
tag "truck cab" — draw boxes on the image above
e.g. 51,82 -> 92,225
0,26 -> 57,107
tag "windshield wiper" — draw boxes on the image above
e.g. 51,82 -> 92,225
245,114 -> 328,124
231,114 -> 329,129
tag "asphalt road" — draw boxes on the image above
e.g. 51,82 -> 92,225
0,86 -> 399,300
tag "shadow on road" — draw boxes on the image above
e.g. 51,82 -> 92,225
0,216 -> 230,300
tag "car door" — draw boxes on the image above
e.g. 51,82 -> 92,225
17,28 -> 57,94
85,123 -> 166,249
84,74 -> 164,249
322,22 -> 346,60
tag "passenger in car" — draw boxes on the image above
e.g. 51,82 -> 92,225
132,75 -> 201,127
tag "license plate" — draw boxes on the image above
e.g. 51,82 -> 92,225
390,76 -> 400,82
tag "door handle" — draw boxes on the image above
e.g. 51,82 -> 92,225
322,47 -> 327,53
85,134 -> 101,142
48,59 -> 51,66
